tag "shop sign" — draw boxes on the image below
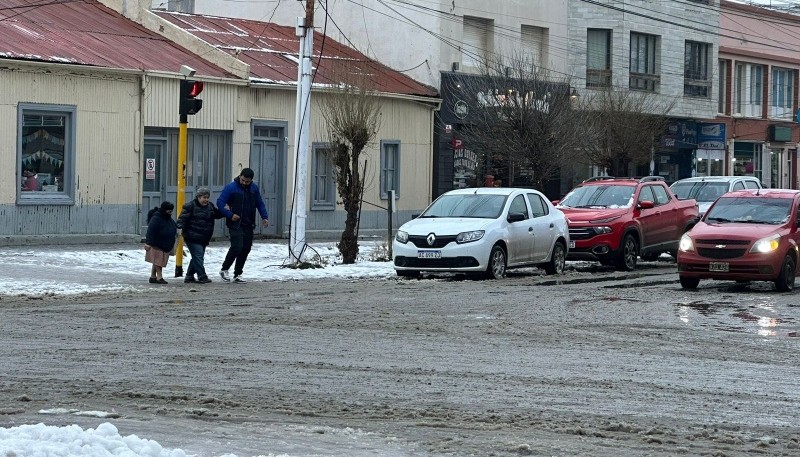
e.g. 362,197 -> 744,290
696,123 -> 726,149
661,120 -> 697,149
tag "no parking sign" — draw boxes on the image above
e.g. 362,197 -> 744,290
145,158 -> 156,180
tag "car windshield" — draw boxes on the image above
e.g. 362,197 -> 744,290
558,185 -> 634,209
671,181 -> 729,202
705,197 -> 792,224
420,194 -> 507,219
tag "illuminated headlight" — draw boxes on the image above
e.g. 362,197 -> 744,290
679,233 -> 694,252
457,230 -> 484,244
750,234 -> 780,253
395,230 -> 408,244
592,226 -> 612,234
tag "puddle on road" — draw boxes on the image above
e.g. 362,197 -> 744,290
676,299 -> 799,338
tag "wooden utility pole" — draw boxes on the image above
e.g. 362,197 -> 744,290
289,0 -> 315,264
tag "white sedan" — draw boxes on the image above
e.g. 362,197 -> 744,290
393,187 -> 570,279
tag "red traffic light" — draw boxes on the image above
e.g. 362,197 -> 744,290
188,81 -> 203,97
179,79 -> 204,116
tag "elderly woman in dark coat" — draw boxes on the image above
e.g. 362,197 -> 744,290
145,201 -> 178,284
177,188 -> 224,284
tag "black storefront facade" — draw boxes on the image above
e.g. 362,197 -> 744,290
433,72 -> 564,200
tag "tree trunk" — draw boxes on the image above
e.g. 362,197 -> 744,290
339,205 -> 360,264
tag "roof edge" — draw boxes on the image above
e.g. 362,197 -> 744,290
96,0 -> 250,79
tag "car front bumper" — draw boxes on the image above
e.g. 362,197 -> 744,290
392,238 -> 492,272
677,251 -> 782,281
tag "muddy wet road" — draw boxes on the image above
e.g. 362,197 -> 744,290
2,261 -> 800,456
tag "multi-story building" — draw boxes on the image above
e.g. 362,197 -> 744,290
717,0 -> 800,189
168,1 -> 800,195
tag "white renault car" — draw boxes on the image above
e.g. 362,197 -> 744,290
393,187 -> 570,279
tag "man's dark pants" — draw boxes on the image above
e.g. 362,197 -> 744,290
222,226 -> 254,276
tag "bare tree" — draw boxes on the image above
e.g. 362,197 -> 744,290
582,87 -> 675,177
318,70 -> 382,264
450,54 -> 589,191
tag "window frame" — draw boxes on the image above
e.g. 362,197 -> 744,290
380,140 -> 400,200
718,59 -> 729,114
770,66 -> 795,119
521,24 -> 548,68
629,32 -> 659,92
311,143 -> 336,211
684,40 -> 711,98
734,62 -> 764,117
462,16 -> 492,68
17,103 -> 76,205
587,28 -> 612,88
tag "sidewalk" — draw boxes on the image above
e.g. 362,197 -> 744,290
0,240 -> 395,296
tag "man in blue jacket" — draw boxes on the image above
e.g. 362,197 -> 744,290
217,168 -> 270,283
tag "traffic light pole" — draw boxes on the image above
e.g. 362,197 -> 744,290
289,0 -> 315,264
175,113 -> 188,277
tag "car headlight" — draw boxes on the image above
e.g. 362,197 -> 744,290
395,230 -> 408,244
679,233 -> 694,252
592,226 -> 612,234
750,234 -> 780,253
457,230 -> 484,244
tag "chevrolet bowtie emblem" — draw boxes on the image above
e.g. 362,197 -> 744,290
715,244 -> 726,248
427,233 -> 436,246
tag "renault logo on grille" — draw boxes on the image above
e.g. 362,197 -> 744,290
427,233 -> 436,246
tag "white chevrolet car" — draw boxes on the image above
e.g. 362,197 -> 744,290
393,187 -> 570,279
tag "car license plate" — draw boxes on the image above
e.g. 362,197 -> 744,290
709,262 -> 729,272
417,250 -> 441,259
568,241 -> 575,249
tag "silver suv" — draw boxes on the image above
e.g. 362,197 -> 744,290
670,176 -> 762,216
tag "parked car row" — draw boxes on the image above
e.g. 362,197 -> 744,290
392,175 -> 799,292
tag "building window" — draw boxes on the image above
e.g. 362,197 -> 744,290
311,144 -> 335,210
684,41 -> 711,97
734,62 -> 763,117
629,32 -> 659,92
462,16 -> 492,68
18,104 -> 75,204
587,29 -> 612,88
521,25 -> 548,68
718,59 -> 729,114
770,66 -> 795,119
380,140 -> 400,200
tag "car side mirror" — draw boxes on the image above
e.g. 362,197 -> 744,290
638,200 -> 655,209
507,212 -> 526,223
411,213 -> 420,219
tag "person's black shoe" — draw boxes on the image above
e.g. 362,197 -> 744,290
149,277 -> 158,284
156,278 -> 168,284
184,276 -> 197,283
197,277 -> 212,284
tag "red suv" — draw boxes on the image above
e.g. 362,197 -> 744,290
557,176 -> 698,271
677,189 -> 800,292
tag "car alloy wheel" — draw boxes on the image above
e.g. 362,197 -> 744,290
486,245 -> 507,279
615,234 -> 638,271
544,242 -> 566,275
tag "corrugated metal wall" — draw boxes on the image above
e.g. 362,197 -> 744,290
1,62 -> 438,241
0,64 -> 141,236
144,77 -> 238,130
